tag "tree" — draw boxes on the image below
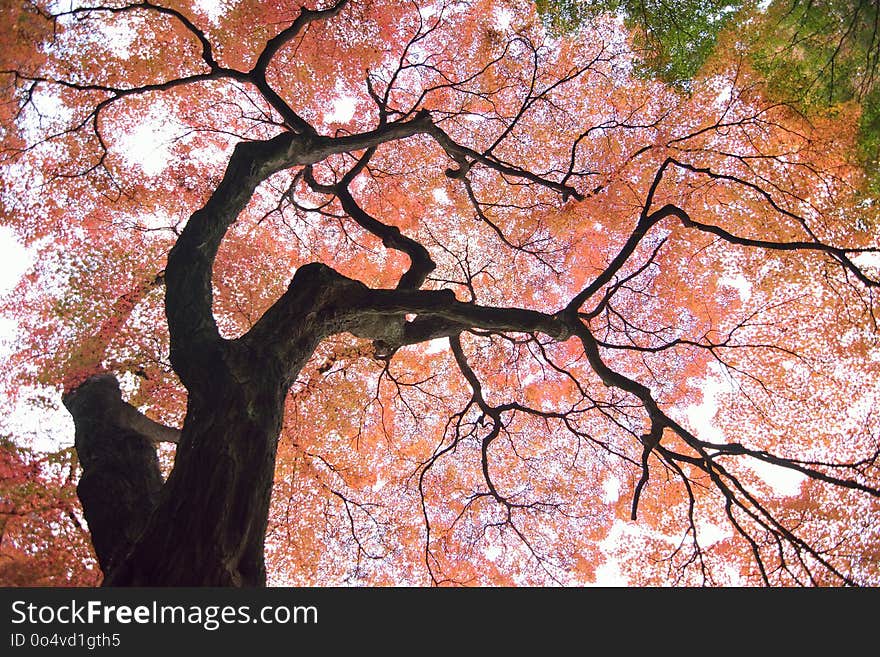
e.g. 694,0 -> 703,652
0,0 -> 878,586
748,0 -> 880,177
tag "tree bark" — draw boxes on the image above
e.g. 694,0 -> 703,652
62,375 -> 165,579
104,366 -> 290,586
64,353 -> 304,586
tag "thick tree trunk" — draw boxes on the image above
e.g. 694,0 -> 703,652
65,379 -> 288,585
58,103 -> 573,585
65,351 -> 306,586
62,262 -> 569,585
62,376 -> 166,578
107,377 -> 287,586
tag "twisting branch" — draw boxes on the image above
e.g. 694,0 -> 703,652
8,0 -> 879,587
248,0 -> 352,134
427,121 -> 585,201
302,150 -> 436,291
665,158 -> 880,288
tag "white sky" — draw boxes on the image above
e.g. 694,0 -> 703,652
193,0 -> 227,23
0,226 -> 30,295
0,227 -> 31,350
0,228 -> 75,453
118,120 -> 177,176
323,96 -> 356,124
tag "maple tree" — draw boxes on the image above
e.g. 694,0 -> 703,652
1,0 -> 879,586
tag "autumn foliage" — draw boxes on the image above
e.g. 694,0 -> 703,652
0,0 -> 878,586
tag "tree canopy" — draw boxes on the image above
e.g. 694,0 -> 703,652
536,0 -> 740,84
0,0 -> 879,586
537,0 -> 880,179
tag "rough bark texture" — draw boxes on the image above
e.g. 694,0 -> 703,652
62,375 -> 165,578
43,7 -> 686,585
57,96 -> 578,584
63,259 -> 572,585
48,8 -> 593,580
104,368 -> 291,586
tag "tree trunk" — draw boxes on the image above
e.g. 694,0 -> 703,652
64,346 -> 305,586
110,379 -> 286,586
63,375 -> 165,579
58,101 -> 573,585
62,259 -> 573,586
